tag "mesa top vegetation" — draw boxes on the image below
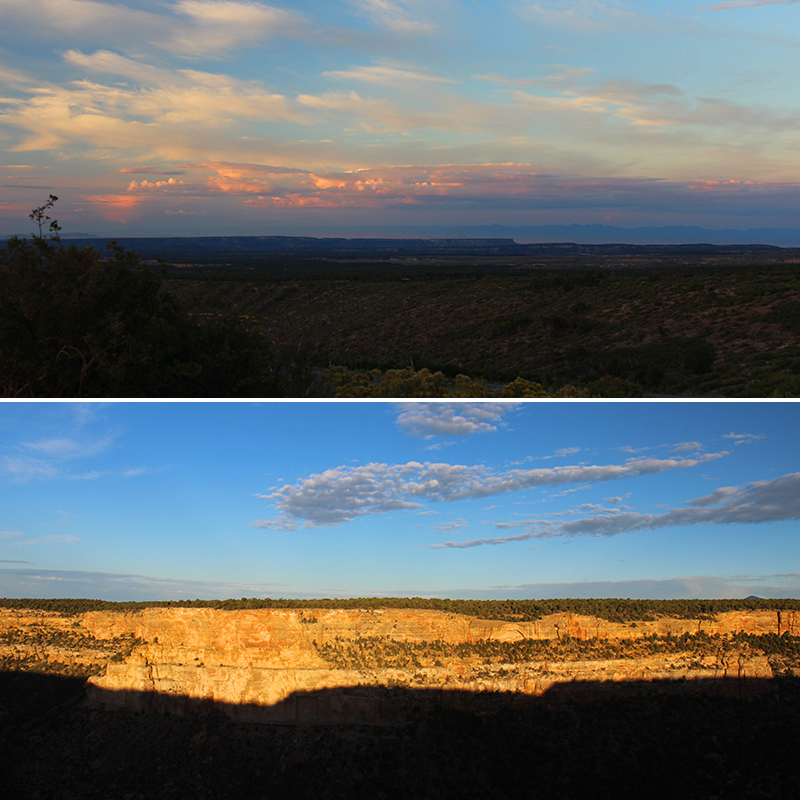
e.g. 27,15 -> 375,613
2,596 -> 798,623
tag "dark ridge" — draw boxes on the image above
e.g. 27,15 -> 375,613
2,672 -> 798,800
12,235 -> 784,261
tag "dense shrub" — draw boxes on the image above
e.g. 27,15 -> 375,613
0,200 -> 313,397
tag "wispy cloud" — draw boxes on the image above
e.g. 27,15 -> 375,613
21,434 -> 114,459
165,0 -> 310,58
475,65 -> 597,88
252,452 -> 726,530
518,0 -> 648,33
1,407 -> 116,482
698,1 -> 797,10
433,471 -> 800,548
21,535 -> 81,545
4,534 -> 81,546
352,0 -> 438,33
540,446 -> 581,460
466,573 -> 800,600
323,62 -> 455,84
1,457 -> 58,482
435,517 -> 469,532
723,431 -> 765,445
0,0 -> 309,59
0,0 -> 162,44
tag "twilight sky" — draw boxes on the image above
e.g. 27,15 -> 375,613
1,400 -> 798,601
1,0 -> 800,237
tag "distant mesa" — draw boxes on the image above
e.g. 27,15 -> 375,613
7,234 -> 783,262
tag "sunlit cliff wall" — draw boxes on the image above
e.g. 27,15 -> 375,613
2,607 -> 795,724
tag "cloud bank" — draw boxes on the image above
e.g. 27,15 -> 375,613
0,568 -> 291,602
433,471 -> 800,547
252,452 -> 725,530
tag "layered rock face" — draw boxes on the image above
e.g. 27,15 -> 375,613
2,607 -> 794,724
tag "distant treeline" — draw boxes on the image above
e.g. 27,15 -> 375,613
2,597 -> 798,622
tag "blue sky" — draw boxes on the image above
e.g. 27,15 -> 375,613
1,0 -> 800,237
1,400 -> 798,601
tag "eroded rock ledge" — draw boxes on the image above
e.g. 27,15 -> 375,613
2,607 -> 796,724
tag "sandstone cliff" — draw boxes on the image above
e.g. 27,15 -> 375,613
2,607 -> 795,724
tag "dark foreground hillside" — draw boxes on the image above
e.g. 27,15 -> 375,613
3,671 -> 798,800
167,254 -> 800,397
5,217 -> 800,396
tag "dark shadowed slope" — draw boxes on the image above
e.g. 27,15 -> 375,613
3,672 -> 799,800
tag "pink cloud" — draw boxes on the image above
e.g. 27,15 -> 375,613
107,161 -> 800,219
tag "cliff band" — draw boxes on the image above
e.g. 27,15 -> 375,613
1,607 -> 795,724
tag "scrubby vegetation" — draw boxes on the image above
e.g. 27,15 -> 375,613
313,629 -> 800,676
0,198 -> 316,397
4,197 -> 800,396
3,596 -> 798,621
169,256 -> 800,397
0,622 -> 141,677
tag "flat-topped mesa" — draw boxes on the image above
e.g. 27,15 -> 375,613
2,607 -> 795,724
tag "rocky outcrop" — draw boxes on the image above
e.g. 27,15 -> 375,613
1,607 -> 793,724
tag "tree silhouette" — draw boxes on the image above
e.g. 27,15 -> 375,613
0,197 -> 310,397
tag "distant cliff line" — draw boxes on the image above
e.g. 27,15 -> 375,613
6,235 -> 787,260
3,596 -> 799,623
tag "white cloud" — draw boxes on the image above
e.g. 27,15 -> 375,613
395,402 -> 520,438
253,452 -> 726,530
433,471 -> 800,548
